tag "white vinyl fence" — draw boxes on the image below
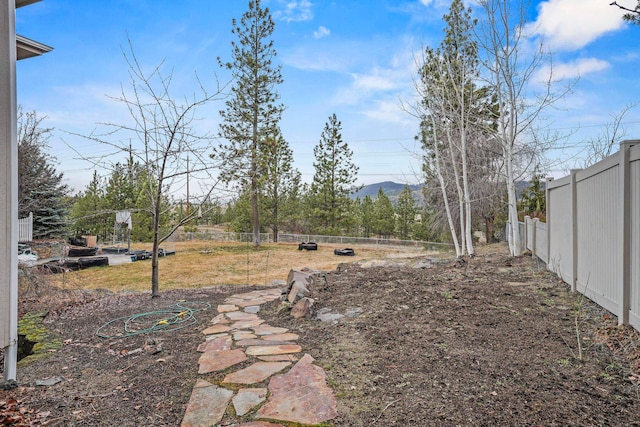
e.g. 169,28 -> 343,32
18,212 -> 32,242
520,140 -> 640,330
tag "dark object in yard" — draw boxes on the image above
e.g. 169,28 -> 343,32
78,256 -> 109,268
159,248 -> 176,257
128,250 -> 153,261
101,246 -> 129,254
67,246 -> 98,257
334,248 -> 355,256
69,236 -> 87,247
298,242 -> 318,251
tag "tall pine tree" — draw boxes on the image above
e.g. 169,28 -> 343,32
216,0 -> 284,247
373,188 -> 395,238
395,184 -> 418,240
261,129 -> 301,242
17,108 -> 68,239
308,114 -> 359,235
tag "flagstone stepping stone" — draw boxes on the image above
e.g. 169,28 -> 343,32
262,333 -> 299,341
226,311 -> 261,321
205,332 -> 228,341
210,313 -> 230,324
180,380 -> 233,427
235,339 -> 294,347
233,331 -> 257,341
217,304 -> 239,313
252,325 -> 289,336
197,335 -> 232,353
223,361 -> 291,385
202,324 -> 232,335
225,298 -> 268,307
256,354 -> 337,425
231,319 -> 265,329
245,345 -> 302,357
232,387 -> 267,416
198,349 -> 247,374
257,354 -> 298,362
244,305 -> 261,314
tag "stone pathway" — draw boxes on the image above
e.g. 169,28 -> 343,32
181,288 -> 338,427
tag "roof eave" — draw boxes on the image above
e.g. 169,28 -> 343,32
16,34 -> 53,60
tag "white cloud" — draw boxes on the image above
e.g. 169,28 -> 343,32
528,0 -> 626,51
535,57 -> 610,82
274,0 -> 314,23
313,25 -> 330,39
351,68 -> 402,92
363,98 -> 415,125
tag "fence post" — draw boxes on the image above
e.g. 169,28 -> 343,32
570,169 -> 580,293
618,141 -> 634,325
524,216 -> 530,253
545,178 -> 552,266
532,218 -> 539,259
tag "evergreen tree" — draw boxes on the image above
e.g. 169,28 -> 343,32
17,108 -> 68,238
611,1 -> 640,24
359,195 -> 375,237
225,190 -> 256,233
216,0 -> 284,247
373,188 -> 395,238
395,184 -> 418,240
518,166 -> 546,220
261,129 -> 301,241
70,171 -> 110,240
308,114 -> 359,234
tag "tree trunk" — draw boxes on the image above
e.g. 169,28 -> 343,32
505,152 -> 522,256
151,206 -> 160,297
251,150 -> 260,247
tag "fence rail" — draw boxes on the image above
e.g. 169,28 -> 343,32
521,140 -> 640,331
170,230 -> 452,251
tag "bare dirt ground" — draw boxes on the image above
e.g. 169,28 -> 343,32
2,243 -> 640,426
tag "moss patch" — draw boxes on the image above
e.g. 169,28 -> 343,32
16,311 -> 62,366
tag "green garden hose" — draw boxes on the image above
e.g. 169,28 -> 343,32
96,301 -> 211,339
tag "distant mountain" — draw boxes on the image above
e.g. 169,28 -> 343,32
350,180 -> 536,208
351,181 -> 424,206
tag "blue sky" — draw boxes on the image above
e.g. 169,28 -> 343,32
15,0 -> 640,195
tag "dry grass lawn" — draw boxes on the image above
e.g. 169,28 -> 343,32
48,241 -> 442,293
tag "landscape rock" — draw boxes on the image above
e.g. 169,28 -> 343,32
284,269 -> 316,304
198,349 -> 247,374
197,335 -> 232,353
180,380 -> 233,427
256,353 -> 337,424
291,297 -> 314,319
222,361 -> 291,385
245,345 -> 302,356
316,309 -> 344,323
232,388 -> 267,416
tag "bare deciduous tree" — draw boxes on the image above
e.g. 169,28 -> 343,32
583,102 -> 638,167
73,42 -> 226,297
476,0 -> 572,256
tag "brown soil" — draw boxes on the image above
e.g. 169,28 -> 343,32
2,244 -> 640,426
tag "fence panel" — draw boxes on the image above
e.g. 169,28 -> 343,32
18,211 -> 32,242
629,146 -> 640,329
534,220 -> 547,262
547,177 -> 574,284
575,159 -> 620,314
